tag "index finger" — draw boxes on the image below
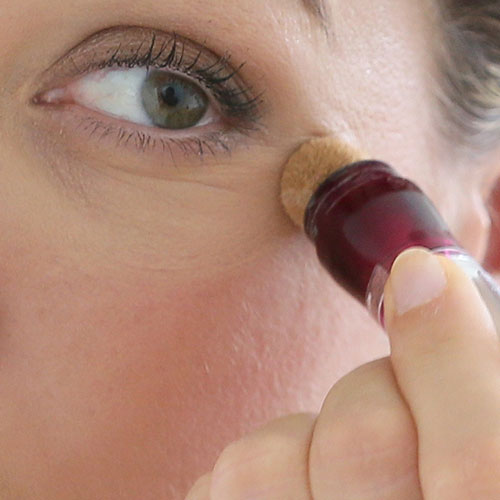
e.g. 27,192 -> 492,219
383,248 -> 500,499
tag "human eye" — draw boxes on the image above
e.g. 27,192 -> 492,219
33,27 -> 265,159
59,67 -> 214,131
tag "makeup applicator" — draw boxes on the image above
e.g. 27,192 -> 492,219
280,137 -> 500,329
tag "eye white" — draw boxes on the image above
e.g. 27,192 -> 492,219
59,67 -> 217,130
69,67 -> 154,126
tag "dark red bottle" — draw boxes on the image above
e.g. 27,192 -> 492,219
303,160 -> 500,326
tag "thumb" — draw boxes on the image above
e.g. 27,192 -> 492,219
382,247 -> 500,498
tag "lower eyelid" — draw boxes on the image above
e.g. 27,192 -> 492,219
33,100 -> 240,172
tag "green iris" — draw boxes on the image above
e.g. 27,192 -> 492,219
141,69 -> 209,130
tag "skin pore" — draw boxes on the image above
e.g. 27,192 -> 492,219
0,0 -> 498,498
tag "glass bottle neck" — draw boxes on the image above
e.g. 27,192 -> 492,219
304,161 -> 460,306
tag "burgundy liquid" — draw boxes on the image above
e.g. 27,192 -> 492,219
303,159 -> 500,330
304,161 -> 459,305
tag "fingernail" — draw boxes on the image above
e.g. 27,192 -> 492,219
388,248 -> 447,316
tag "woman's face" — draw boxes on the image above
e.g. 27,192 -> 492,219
0,0 -> 491,498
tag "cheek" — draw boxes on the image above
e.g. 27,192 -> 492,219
0,228 -> 387,496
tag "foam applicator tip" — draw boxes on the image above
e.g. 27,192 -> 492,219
280,137 -> 364,229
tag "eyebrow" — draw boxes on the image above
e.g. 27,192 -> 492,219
300,0 -> 331,34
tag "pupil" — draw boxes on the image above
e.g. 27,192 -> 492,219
161,86 -> 180,107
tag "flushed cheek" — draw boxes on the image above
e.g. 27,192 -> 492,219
0,234 -> 385,497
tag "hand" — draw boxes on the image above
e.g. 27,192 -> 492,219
185,248 -> 500,499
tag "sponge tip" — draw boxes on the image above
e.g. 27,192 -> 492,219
280,137 -> 364,229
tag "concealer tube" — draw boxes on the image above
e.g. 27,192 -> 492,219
295,156 -> 500,330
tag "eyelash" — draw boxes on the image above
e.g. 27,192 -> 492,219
76,116 -> 231,159
36,29 -> 265,159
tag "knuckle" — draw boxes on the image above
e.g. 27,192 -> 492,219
210,413 -> 315,498
209,439 -> 254,499
314,402 -> 415,465
309,370 -> 422,500
185,472 -> 212,500
212,438 -> 251,480
313,357 -> 416,468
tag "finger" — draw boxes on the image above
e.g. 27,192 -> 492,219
308,357 -> 423,499
209,413 -> 316,499
185,473 -> 212,500
384,247 -> 500,499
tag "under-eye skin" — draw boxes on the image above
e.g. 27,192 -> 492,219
32,26 -> 265,159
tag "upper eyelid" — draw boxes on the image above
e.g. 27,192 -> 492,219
35,28 -> 263,103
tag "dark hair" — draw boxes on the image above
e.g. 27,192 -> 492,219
436,0 -> 500,159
